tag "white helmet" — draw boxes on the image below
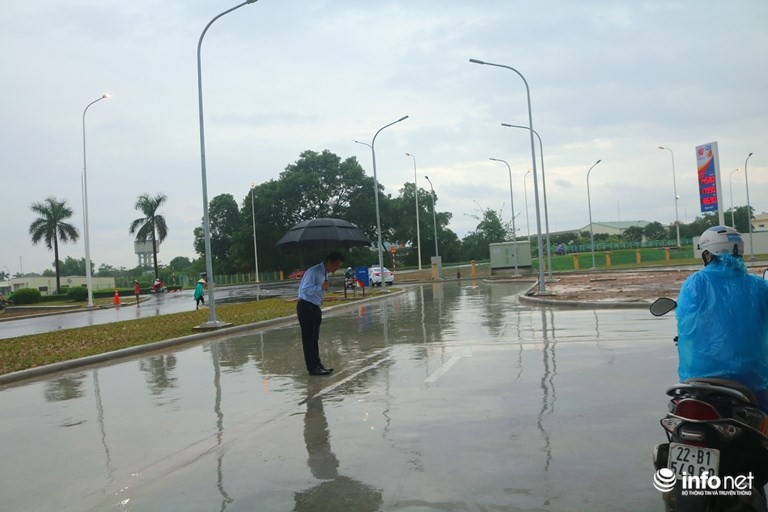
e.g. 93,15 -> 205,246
697,225 -> 744,258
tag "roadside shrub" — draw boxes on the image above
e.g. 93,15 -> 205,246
12,288 -> 42,305
67,286 -> 89,302
40,294 -> 69,303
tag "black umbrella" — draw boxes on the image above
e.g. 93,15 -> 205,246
275,218 -> 371,250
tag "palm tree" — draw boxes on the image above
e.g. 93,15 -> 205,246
28,196 -> 80,294
129,193 -> 168,279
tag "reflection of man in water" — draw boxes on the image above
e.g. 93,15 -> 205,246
294,383 -> 382,512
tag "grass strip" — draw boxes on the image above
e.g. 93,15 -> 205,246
0,294 -> 368,376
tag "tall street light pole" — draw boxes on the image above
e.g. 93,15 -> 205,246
470,59 -> 545,292
356,115 -> 409,277
658,146 -> 681,247
82,92 -> 111,308
197,0 -> 258,330
745,152 -> 755,258
424,176 -> 439,259
728,168 -> 741,228
501,123 -> 552,279
523,170 -> 531,242
489,158 -> 518,274
250,183 -> 260,283
405,153 -> 423,271
586,159 -> 602,269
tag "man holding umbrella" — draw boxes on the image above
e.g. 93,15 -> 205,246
297,251 -> 345,375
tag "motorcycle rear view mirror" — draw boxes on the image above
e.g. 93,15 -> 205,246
650,297 -> 677,317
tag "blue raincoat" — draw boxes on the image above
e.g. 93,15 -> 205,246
676,254 -> 768,393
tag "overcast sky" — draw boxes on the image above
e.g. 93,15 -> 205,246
2,0 -> 766,275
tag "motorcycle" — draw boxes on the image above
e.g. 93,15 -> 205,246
150,282 -> 168,294
650,297 -> 768,511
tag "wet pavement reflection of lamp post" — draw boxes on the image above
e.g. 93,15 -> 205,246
424,176 -> 439,258
405,152 -> 422,271
355,115 -> 409,275
196,0 -> 257,329
586,159 -> 602,269
745,152 -> 754,258
658,146 -> 680,247
470,58 -> 545,292
82,92 -> 110,308
489,157 -> 518,274
728,168 -> 740,228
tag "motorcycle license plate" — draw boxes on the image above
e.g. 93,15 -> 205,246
667,442 -> 719,478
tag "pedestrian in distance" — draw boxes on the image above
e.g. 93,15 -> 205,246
133,280 -> 141,307
297,251 -> 345,376
194,277 -> 207,310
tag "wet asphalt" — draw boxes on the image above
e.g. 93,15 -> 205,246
0,280 -> 675,511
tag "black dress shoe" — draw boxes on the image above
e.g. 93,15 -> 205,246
308,367 -> 331,376
319,365 -> 334,372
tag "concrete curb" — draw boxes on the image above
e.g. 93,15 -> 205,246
0,288 -> 405,387
517,280 -> 652,309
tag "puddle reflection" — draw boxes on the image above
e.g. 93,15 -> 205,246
296,380 -> 382,511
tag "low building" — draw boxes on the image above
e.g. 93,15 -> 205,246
546,220 -> 650,238
752,212 -> 768,232
8,276 -> 116,295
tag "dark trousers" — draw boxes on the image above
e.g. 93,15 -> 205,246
297,299 -> 323,371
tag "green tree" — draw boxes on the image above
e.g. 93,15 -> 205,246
194,194 -> 242,274
239,150 -> 388,273
389,182 -> 440,267
28,196 -> 80,293
129,193 -> 169,280
623,225 -> 644,242
58,256 -> 87,276
731,205 -> 754,234
462,207 -> 510,261
643,221 -> 667,240
169,256 -> 192,271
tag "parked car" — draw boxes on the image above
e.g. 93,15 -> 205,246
368,266 -> 394,286
288,269 -> 306,280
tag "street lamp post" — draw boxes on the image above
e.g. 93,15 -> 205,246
250,183 -> 260,283
728,168 -> 741,228
470,58 -> 545,292
500,123 -> 553,278
81,92 -> 111,308
424,175 -> 439,259
355,115 -> 409,277
405,152 -> 423,271
586,159 -> 602,269
658,146 -> 681,247
489,158 -> 518,274
745,152 -> 755,258
196,0 -> 257,329
523,170 -> 531,242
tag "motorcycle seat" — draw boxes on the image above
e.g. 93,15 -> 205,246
675,377 -> 760,407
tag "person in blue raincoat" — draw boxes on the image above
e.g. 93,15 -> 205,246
676,226 -> 768,412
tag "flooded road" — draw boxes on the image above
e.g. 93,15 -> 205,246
0,281 -> 675,511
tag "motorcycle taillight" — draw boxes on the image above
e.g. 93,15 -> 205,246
672,399 -> 720,420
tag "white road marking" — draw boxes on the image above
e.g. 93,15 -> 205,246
424,347 -> 473,383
